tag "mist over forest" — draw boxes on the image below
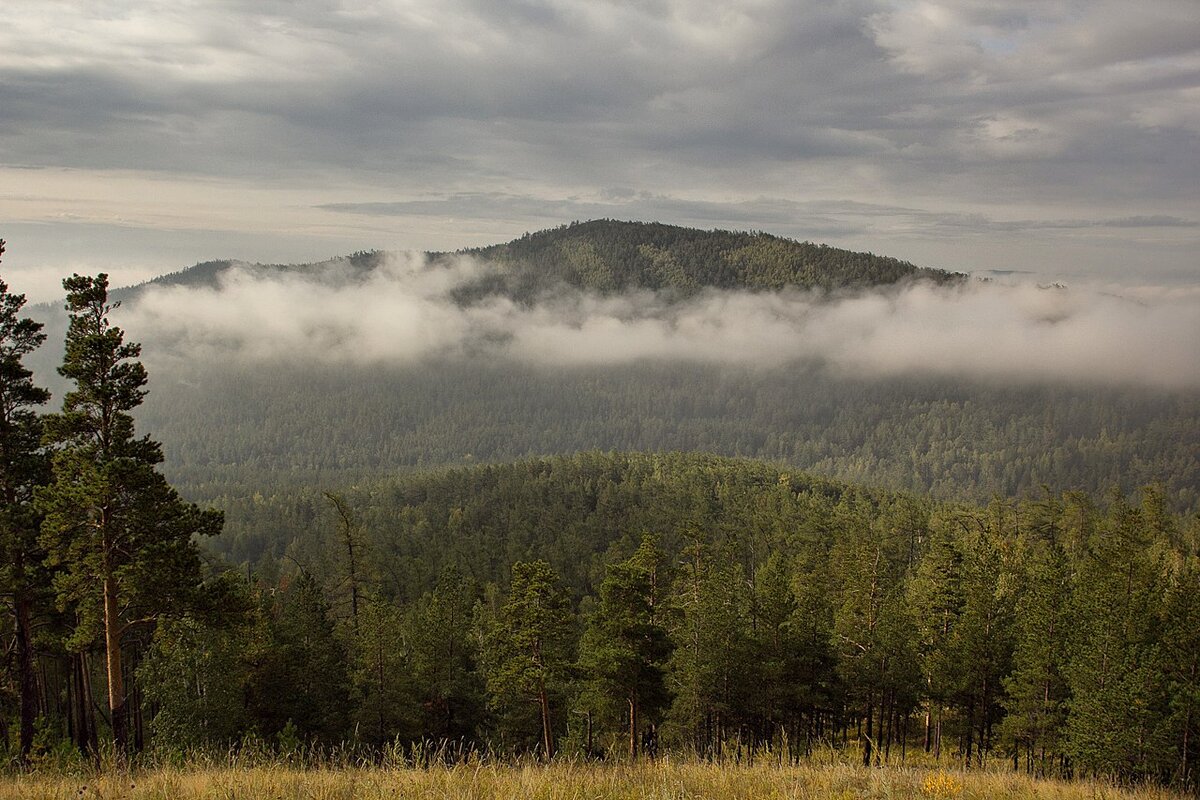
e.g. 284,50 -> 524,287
19,221 -> 1198,512
110,249 -> 1200,387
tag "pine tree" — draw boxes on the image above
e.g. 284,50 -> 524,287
479,560 -> 574,759
245,571 -> 353,743
38,273 -> 222,752
1064,493 -> 1169,780
1161,557 -> 1200,789
406,567 -> 484,742
578,534 -> 673,758
1001,495 -> 1071,776
0,241 -> 52,760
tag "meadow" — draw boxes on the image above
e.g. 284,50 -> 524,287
0,759 -> 1187,800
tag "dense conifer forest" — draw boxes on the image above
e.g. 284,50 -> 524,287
138,361 -> 1200,514
1,228 -> 1198,794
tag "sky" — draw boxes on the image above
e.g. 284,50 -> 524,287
1,0 -> 1198,301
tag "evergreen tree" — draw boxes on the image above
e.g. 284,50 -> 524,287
1161,556 -> 1200,789
665,535 -> 756,756
245,571 -> 352,743
351,597 -> 418,746
406,567 -> 484,743
578,534 -> 673,758
38,273 -> 222,752
139,613 -> 250,751
1064,493 -> 1169,780
0,242 -> 52,760
832,494 -> 919,766
479,560 -> 574,759
1001,495 -> 1071,776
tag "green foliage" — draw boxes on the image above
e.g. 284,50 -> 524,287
244,572 -> 352,744
140,616 -> 249,752
577,535 -> 673,756
1064,492 -> 1171,780
452,220 -> 963,297
350,599 -> 419,746
137,361 -> 1200,532
36,273 -> 223,752
479,560 -> 574,757
0,242 -> 52,760
404,568 -> 485,743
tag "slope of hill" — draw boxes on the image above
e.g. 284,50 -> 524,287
141,361 -> 1200,513
447,219 -> 964,299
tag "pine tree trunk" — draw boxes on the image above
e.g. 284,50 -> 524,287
71,651 -> 98,756
629,695 -> 639,759
103,573 -> 128,752
15,592 -> 38,760
538,682 -> 554,760
863,697 -> 874,767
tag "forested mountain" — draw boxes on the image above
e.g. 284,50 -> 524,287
447,219 -> 963,298
97,219 -> 963,303
3,230 -> 1199,789
18,220 -> 1196,519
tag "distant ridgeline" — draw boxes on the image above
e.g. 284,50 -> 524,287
125,219 -> 965,301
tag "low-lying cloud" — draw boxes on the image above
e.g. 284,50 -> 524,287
121,253 -> 1200,389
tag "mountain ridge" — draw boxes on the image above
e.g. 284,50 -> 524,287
109,219 -> 964,300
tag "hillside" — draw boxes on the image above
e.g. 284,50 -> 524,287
141,361 -> 1200,513
179,451 -> 1197,784
446,219 -> 963,299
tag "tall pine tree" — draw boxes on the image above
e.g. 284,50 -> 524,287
39,273 -> 222,752
0,240 -> 52,760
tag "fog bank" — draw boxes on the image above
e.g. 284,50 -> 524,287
121,254 -> 1200,389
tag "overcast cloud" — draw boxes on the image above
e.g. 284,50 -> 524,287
0,0 -> 1197,292
119,255 -> 1200,388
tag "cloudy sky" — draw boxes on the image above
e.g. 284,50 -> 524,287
2,0 -> 1197,300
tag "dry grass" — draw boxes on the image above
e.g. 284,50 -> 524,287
0,759 -> 1186,800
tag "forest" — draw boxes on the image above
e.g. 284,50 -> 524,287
1,231 -> 1198,796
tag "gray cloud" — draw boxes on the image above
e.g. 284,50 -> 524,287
117,255 -> 1200,389
1,0 -> 1197,285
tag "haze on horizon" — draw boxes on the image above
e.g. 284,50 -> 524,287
1,0 -> 1197,300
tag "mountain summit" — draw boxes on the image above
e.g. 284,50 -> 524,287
450,219 -> 963,297
134,220 -> 963,301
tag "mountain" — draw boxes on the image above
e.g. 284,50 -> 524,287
445,219 -> 964,299
120,219 -> 964,301
19,220 -> 1196,516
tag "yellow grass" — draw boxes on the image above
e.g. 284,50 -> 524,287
0,760 -> 1186,800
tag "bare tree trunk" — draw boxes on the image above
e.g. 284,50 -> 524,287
629,695 -> 639,759
538,682 -> 554,760
103,573 -> 127,752
72,651 -> 98,756
863,696 -> 874,767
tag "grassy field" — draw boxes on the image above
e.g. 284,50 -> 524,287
0,760 -> 1187,800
